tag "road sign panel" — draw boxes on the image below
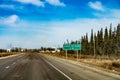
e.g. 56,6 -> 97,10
63,44 -> 82,50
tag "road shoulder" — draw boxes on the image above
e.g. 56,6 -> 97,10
41,54 -> 120,80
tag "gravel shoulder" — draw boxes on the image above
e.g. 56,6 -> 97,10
42,53 -> 120,80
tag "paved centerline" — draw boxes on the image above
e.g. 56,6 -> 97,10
43,59 -> 72,80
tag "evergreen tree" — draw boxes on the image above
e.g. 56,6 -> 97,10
90,29 -> 94,55
94,33 -> 97,57
116,24 -> 120,54
85,33 -> 89,55
99,28 -> 104,55
104,27 -> 109,57
90,29 -> 94,44
109,24 -> 112,39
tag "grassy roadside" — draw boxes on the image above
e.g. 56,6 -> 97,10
0,52 -> 21,57
42,52 -> 120,75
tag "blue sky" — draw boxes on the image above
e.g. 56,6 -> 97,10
0,0 -> 120,48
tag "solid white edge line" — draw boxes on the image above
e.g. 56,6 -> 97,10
44,59 -> 72,80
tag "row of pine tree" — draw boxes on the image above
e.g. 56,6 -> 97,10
71,24 -> 120,58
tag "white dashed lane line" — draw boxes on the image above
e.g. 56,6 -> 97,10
5,66 -> 10,69
12,62 -> 16,65
5,62 -> 16,69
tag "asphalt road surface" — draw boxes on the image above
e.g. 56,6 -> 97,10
0,53 -> 119,80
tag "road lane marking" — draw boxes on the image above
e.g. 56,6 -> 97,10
12,62 -> 16,65
5,66 -> 10,69
44,59 -> 72,80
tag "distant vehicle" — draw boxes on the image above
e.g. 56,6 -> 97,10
7,49 -> 11,52
51,49 -> 60,53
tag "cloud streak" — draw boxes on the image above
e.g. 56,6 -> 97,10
0,4 -> 15,9
88,1 -> 105,11
94,9 -> 120,19
15,0 -> 66,7
46,0 -> 65,6
0,15 -> 19,26
15,0 -> 44,7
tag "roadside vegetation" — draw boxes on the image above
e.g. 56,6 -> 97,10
0,52 -> 21,57
0,48 -> 41,57
0,48 -> 24,57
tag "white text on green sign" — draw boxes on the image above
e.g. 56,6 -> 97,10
63,44 -> 82,50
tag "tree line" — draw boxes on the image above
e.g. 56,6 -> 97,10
70,24 -> 120,58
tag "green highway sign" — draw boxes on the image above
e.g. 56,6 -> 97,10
63,44 -> 82,50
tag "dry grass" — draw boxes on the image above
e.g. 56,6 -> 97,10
42,52 -> 120,73
0,52 -> 20,57
78,59 -> 120,73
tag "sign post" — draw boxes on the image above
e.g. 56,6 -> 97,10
77,50 -> 78,62
63,44 -> 82,61
66,50 -> 67,59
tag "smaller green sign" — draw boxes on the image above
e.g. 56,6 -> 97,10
63,44 -> 82,50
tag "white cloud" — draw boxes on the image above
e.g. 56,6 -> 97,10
0,4 -> 24,12
4,15 -> 19,24
109,9 -> 120,18
0,4 -> 15,9
15,0 -> 44,7
46,0 -> 65,6
93,9 -> 120,19
88,1 -> 105,11
0,15 -> 19,26
5,15 -> 19,24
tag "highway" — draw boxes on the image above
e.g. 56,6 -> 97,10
0,53 -> 119,80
